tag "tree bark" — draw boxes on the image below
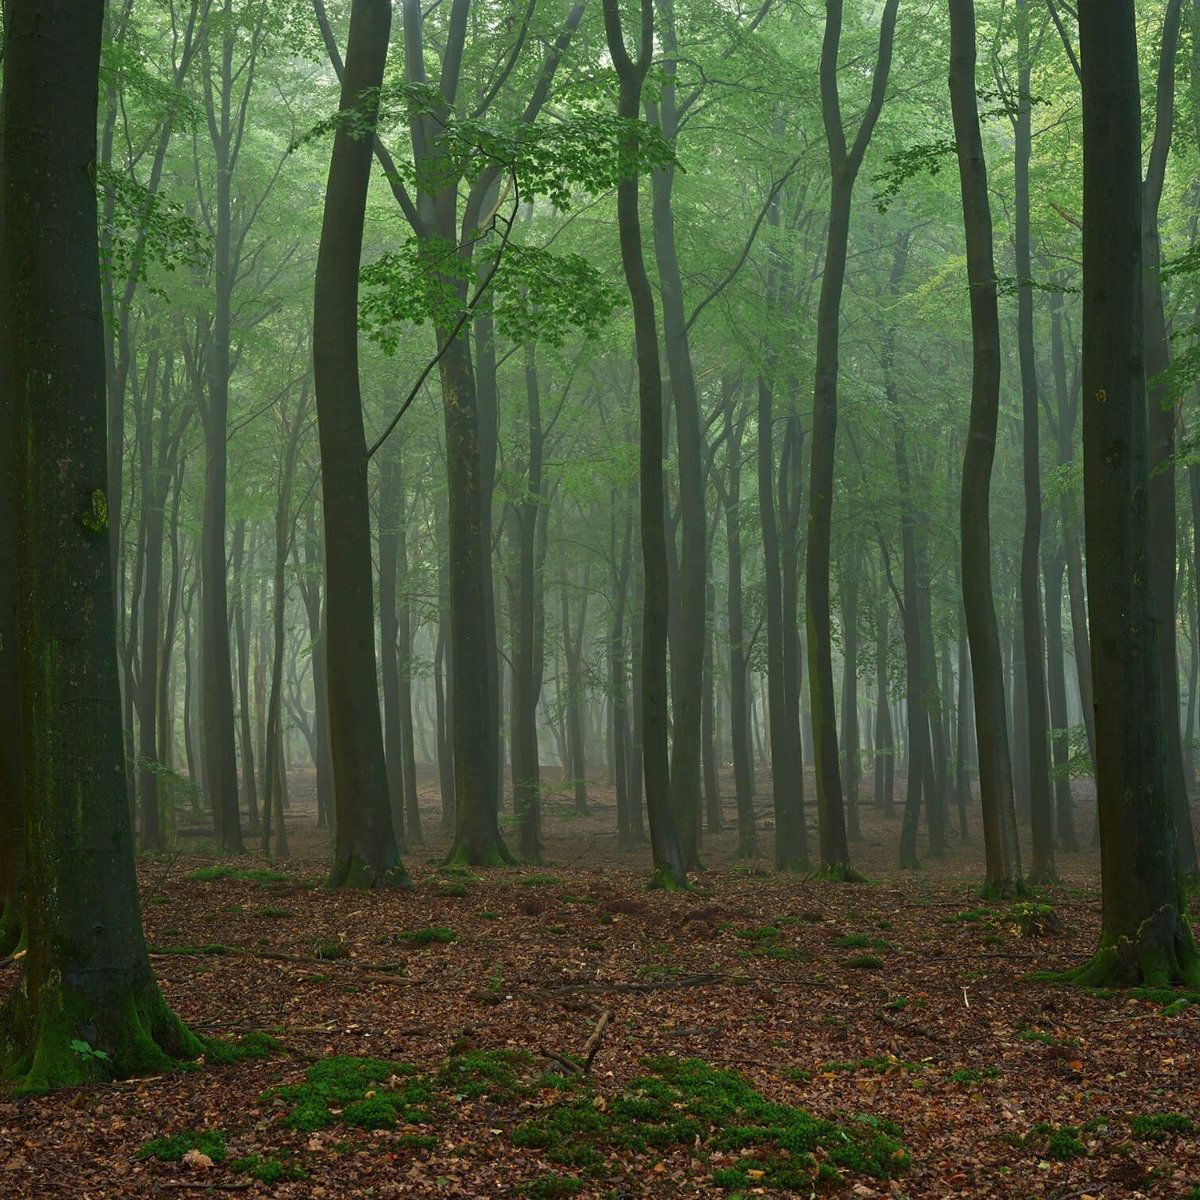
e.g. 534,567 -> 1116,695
0,0 -> 200,1086
948,0 -> 1023,894
602,0 -> 686,887
312,0 -> 408,888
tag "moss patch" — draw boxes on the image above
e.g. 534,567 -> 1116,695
265,1056 -> 434,1132
511,1057 -> 907,1191
188,866 -> 289,885
136,1129 -> 227,1163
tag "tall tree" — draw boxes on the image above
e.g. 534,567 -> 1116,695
312,0 -> 409,888
1140,0 -> 1196,878
0,0 -> 200,1087
806,0 -> 899,877
948,0 -> 1023,894
1063,0 -> 1199,987
602,0 -> 687,888
1012,0 -> 1056,883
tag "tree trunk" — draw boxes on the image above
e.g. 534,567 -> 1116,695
948,0 -> 1023,894
378,443 -> 408,849
602,0 -> 686,887
1065,0 -> 1200,986
1014,0 -> 1056,882
839,545 -> 862,840
312,0 -> 408,888
1141,0 -> 1195,877
722,394 -> 757,855
0,0 -> 200,1085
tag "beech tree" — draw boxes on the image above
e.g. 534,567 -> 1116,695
0,0 -> 199,1087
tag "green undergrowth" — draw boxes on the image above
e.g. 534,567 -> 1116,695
519,874 -> 562,888
204,1031 -> 279,1065
188,866 -> 290,885
136,1128 -> 228,1163
266,1056 -> 435,1132
400,926 -> 456,946
1130,1112 -> 1194,1141
818,1056 -> 923,1075
511,1056 -> 908,1191
731,922 -> 810,962
843,954 -> 886,970
518,1173 -> 583,1198
231,1152 -> 307,1183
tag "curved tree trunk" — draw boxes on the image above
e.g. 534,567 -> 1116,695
948,0 -> 1023,894
312,0 -> 408,889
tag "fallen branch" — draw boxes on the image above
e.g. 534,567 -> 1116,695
582,1008 -> 612,1071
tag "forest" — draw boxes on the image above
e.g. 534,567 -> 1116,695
3,0 -> 1200,1195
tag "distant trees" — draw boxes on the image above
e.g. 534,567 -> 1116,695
0,0 -> 197,1086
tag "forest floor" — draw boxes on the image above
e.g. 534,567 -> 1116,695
3,771 -> 1200,1199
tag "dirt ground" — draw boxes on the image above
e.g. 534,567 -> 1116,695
2,769 -> 1199,1199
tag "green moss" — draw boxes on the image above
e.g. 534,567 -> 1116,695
230,1153 -> 306,1183
436,1048 -> 531,1100
519,874 -> 562,888
203,1031 -> 279,1064
1045,1127 -> 1086,1160
818,1057 -> 923,1074
949,1066 -> 999,1084
511,1057 -> 907,1191
517,1173 -> 583,1198
436,881 -> 470,897
394,1132 -> 438,1151
1130,1112 -> 1195,1141
313,939 -> 350,960
188,866 -> 289,884
265,1056 -> 434,1132
136,1129 -> 227,1163
833,933 -> 890,949
400,926 -> 456,946
843,954 -> 885,970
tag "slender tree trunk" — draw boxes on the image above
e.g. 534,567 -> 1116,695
603,0 -> 686,886
702,574 -> 721,833
873,577 -> 895,817
312,0 -> 408,887
722,397 -> 757,855
840,546 -> 863,840
948,0 -> 1023,894
378,443 -> 408,849
232,523 -> 261,833
1043,548 -> 1078,850
1015,0 -> 1056,881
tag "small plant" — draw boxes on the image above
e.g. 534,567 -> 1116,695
1130,1112 -> 1195,1141
400,926 -> 456,946
395,1132 -> 438,1151
188,865 -> 288,885
258,906 -> 291,919
231,1153 -> 306,1183
844,953 -> 885,970
949,1066 -> 999,1084
69,1038 -> 111,1066
1046,1126 -> 1087,1160
314,938 -> 351,960
436,880 -> 470,897
136,1130 -> 227,1163
436,1048 -> 531,1100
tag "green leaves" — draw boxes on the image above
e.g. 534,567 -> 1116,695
360,237 -> 623,350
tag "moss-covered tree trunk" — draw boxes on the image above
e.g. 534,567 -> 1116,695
0,0 -> 200,1088
312,0 -> 409,889
1068,0 -> 1200,987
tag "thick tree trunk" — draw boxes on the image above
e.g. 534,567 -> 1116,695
312,0 -> 408,888
1062,0 -> 1200,986
0,0 -> 200,1086
1141,0 -> 1195,877
948,0 -> 1023,894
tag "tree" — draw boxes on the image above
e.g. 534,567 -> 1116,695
602,0 -> 687,889
947,0 -> 1023,895
312,0 -> 409,889
0,0 -> 200,1088
806,0 -> 899,878
1063,0 -> 1200,987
